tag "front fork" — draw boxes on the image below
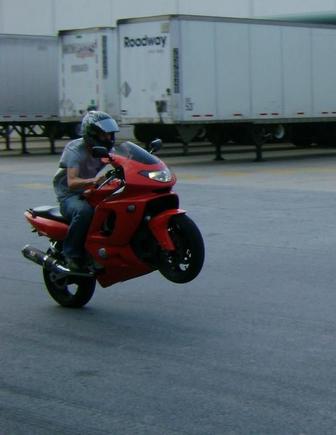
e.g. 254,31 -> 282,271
148,209 -> 185,251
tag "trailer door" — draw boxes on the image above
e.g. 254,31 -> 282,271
119,20 -> 171,123
59,31 -> 100,117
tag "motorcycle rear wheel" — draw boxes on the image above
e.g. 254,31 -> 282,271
43,268 -> 96,308
158,214 -> 204,283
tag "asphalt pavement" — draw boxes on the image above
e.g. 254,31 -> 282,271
1,142 -> 336,434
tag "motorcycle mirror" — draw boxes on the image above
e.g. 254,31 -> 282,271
91,146 -> 109,158
149,138 -> 162,154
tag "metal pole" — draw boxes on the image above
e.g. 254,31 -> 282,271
20,126 -> 28,155
254,143 -> 264,162
5,126 -> 12,151
214,143 -> 224,161
48,123 -> 57,154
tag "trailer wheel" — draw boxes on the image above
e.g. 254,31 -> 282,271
272,124 -> 287,143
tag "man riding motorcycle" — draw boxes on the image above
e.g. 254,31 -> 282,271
23,120 -> 204,308
53,111 -> 119,272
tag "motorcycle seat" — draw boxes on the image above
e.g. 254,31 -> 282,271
29,206 -> 69,223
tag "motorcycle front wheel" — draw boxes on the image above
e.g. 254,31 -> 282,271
43,268 -> 96,308
158,214 -> 204,283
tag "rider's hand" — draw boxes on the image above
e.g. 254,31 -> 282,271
93,174 -> 106,186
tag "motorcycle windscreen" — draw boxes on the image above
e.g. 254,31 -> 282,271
114,141 -> 160,164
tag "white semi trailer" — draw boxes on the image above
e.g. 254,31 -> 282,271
0,33 -> 90,153
0,33 -> 61,152
0,29 -> 120,154
117,15 -> 336,158
58,27 -> 119,129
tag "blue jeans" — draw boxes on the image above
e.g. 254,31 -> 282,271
60,195 -> 94,259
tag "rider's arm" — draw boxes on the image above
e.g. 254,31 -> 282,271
67,167 -> 105,190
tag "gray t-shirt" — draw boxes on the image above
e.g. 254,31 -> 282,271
53,138 -> 105,202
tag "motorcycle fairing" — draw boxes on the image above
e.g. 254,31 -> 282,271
24,211 -> 68,240
148,209 -> 186,251
90,245 -> 153,287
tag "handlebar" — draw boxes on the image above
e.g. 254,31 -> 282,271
95,169 -> 117,190
83,169 -> 124,199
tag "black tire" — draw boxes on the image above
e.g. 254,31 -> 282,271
158,215 -> 204,283
43,268 -> 96,308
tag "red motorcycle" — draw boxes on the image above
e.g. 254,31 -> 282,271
22,140 -> 204,308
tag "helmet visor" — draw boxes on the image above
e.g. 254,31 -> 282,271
96,118 -> 119,133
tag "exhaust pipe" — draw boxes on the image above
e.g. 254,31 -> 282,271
21,245 -> 93,278
22,245 -> 54,268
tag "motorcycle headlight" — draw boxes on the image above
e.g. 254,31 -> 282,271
139,169 -> 172,183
